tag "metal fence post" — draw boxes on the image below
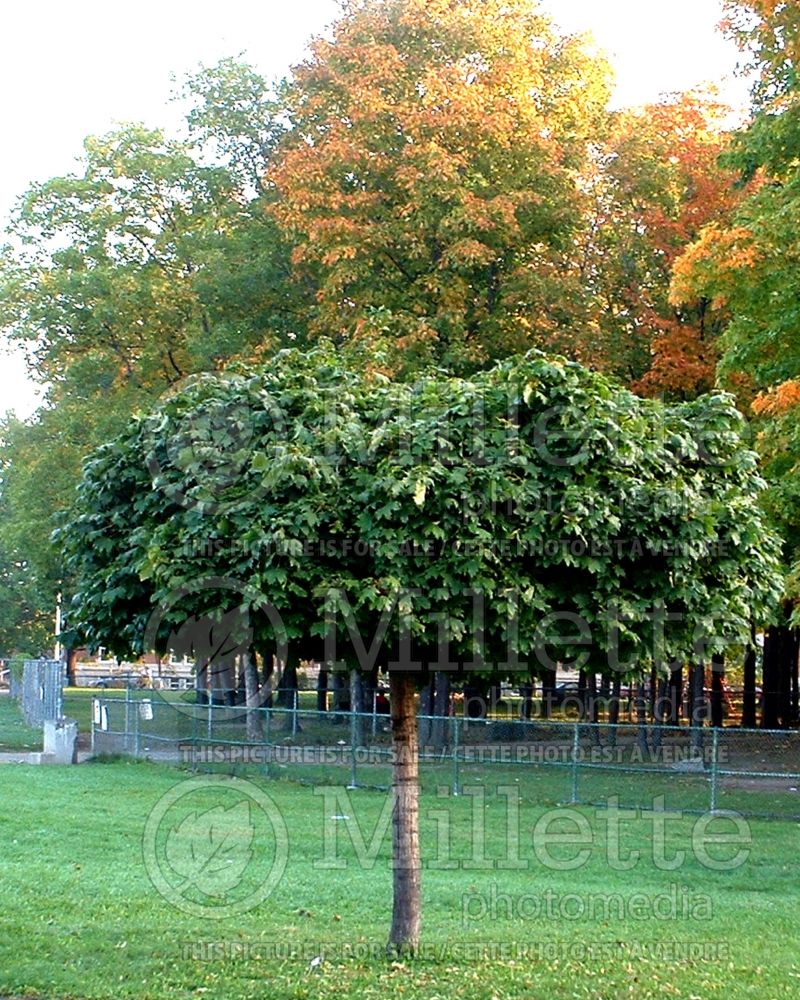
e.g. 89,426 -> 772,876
349,701 -> 358,789
132,696 -> 139,758
452,713 -> 461,797
570,722 -> 580,805
124,679 -> 132,755
191,704 -> 198,773
710,726 -> 720,814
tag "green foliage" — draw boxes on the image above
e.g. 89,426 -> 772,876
59,346 -> 781,677
671,3 -> 800,605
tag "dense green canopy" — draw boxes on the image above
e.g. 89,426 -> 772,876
59,346 -> 781,679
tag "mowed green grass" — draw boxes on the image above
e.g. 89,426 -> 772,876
0,691 -> 43,750
0,762 -> 799,1000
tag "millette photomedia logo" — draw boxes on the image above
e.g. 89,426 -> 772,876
142,775 -> 289,918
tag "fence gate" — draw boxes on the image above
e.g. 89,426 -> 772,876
17,659 -> 64,726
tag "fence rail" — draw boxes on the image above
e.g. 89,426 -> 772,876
91,693 -> 800,821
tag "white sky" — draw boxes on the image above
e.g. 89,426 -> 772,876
0,0 -> 749,420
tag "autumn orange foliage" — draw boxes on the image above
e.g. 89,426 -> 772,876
268,0 -> 611,371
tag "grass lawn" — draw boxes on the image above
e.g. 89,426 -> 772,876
0,691 -> 42,750
0,761 -> 799,999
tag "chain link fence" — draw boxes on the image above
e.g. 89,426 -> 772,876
9,659 -> 64,726
90,692 -> 800,820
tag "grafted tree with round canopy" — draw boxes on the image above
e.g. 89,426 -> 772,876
60,344 -> 781,954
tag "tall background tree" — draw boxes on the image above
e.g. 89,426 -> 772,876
670,0 -> 800,724
585,91 -> 741,398
268,0 -> 612,373
0,62 -> 298,654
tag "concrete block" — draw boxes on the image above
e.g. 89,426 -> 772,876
43,718 -> 78,764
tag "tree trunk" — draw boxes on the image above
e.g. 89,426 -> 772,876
710,653 -> 725,729
235,657 -> 246,706
577,670 -> 587,720
540,668 -> 556,719
586,672 -> 600,746
634,682 -> 648,755
418,677 -> 434,745
317,668 -> 329,713
387,672 -> 421,957
195,657 -> 209,706
331,671 -> 348,723
520,681 -> 534,721
276,659 -> 297,708
259,650 -> 275,708
431,671 -> 451,749
690,663 -> 706,752
667,665 -> 682,725
649,666 -> 658,721
762,627 -> 780,729
350,669 -> 365,747
242,650 -> 263,741
652,675 -> 668,752
742,643 -> 757,729
65,648 -> 78,688
607,676 -> 621,748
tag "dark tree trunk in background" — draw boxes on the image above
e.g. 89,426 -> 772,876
577,670 -> 587,720
777,626 -> 793,729
607,676 -> 621,747
586,672 -> 600,746
258,649 -> 275,708
418,677 -> 434,745
387,672 -> 421,957
225,661 -> 237,706
791,630 -> 800,725
635,682 -> 648,754
276,659 -> 297,708
761,611 -> 799,729
195,658 -> 209,706
431,671 -> 451,749
277,658 -> 300,731
742,643 -> 757,729
350,668 -> 365,746
652,675 -> 668,751
317,668 -> 329,713
649,666 -> 658,721
710,653 -> 725,729
362,668 -> 378,724
667,666 -> 682,725
690,664 -> 706,752
463,682 -> 488,720
520,681 -> 534,721
762,627 -> 780,729
236,657 -> 246,706
541,668 -> 557,719
242,650 -> 263,741
331,671 -> 348,723
66,649 -> 78,688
